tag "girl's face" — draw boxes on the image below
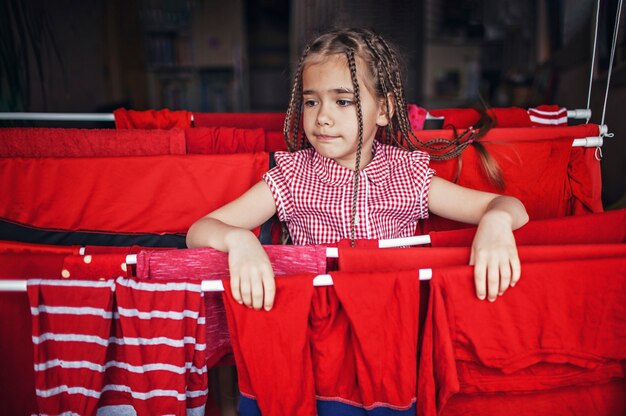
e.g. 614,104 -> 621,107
302,54 -> 389,169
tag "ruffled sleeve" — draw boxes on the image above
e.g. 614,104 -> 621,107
410,150 -> 436,219
262,151 -> 296,222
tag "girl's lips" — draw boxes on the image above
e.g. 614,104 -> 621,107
317,134 -> 339,140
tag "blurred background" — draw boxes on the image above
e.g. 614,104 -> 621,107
1,0 -> 624,206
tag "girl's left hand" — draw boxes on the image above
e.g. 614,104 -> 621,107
469,211 -> 521,301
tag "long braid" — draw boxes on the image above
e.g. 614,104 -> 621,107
346,49 -> 364,247
284,45 -> 311,151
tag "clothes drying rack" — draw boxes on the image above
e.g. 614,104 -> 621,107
0,234 -> 434,293
0,109 -> 592,122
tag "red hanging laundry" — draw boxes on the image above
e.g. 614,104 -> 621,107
100,277 -> 208,416
0,127 -> 186,157
222,273 -> 317,416
28,277 -> 116,415
418,257 -> 626,416
192,112 -> 285,132
185,127 -> 266,154
114,108 -> 192,129
0,153 -> 268,236
136,245 -> 327,367
427,208 -> 626,247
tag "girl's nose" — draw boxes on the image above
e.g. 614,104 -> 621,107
316,105 -> 333,127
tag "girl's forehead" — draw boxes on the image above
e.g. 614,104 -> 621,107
302,54 -> 375,93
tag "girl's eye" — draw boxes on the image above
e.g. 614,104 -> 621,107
304,99 -> 317,107
337,99 -> 353,107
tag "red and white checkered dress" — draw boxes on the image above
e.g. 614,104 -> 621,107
263,141 -> 435,245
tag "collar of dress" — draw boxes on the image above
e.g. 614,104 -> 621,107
311,141 -> 391,187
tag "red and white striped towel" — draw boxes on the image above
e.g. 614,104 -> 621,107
28,277 -> 208,416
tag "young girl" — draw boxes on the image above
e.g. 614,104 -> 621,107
187,28 -> 529,311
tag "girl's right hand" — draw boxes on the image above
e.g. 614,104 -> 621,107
226,229 -> 276,311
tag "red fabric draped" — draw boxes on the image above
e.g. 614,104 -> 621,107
418,257 -> 626,416
428,208 -> 626,247
0,253 -> 70,416
412,124 -> 598,142
423,136 -> 575,232
427,107 -> 533,129
0,153 -> 268,235
338,244 -> 626,272
185,127 -> 266,154
192,112 -> 285,132
0,240 -> 80,255
0,128 -> 186,157
114,108 -> 192,129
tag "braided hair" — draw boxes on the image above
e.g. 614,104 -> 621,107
283,28 -> 501,244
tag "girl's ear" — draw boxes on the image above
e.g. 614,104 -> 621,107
376,93 -> 395,126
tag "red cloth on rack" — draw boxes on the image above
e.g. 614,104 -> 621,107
568,146 -> 604,214
422,136 -> 575,232
222,274 -> 317,416
528,105 -> 568,126
0,153 -> 268,235
185,127 -> 266,154
0,253 -> 64,416
428,208 -> 626,247
222,271 -> 420,415
265,131 -> 289,151
441,380 -> 626,416
0,240 -> 79,255
136,246 -> 327,367
28,277 -> 116,415
427,107 -> 532,129
0,127 -> 186,157
412,124 -> 599,142
337,244 -> 626,272
99,277 -> 208,415
313,271 -> 419,413
60,254 -> 130,280
114,108 -> 192,129
192,112 -> 285,132
418,257 -> 626,416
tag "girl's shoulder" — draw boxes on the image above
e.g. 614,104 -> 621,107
273,147 -> 316,166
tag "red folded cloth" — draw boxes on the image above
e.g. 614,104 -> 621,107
185,127 -> 266,154
114,108 -> 192,129
0,240 -> 80,255
0,153 -> 268,235
192,112 -> 285,131
428,208 -> 626,247
422,136 -> 575,232
427,107 -> 532,129
135,246 -> 327,368
0,128 -> 186,157
265,131 -> 289,152
418,257 -> 626,415
337,244 -> 626,272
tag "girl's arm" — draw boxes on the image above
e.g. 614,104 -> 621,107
428,177 -> 529,301
187,181 -> 278,311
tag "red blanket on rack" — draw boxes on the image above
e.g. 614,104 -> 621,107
0,128 -> 186,157
0,153 -> 268,235
114,108 -> 192,129
418,257 -> 626,416
427,208 -> 626,247
185,127 -> 266,154
192,112 -> 285,132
